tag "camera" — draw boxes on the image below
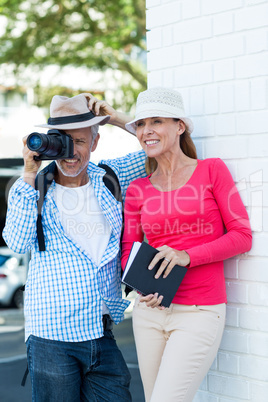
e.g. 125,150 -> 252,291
27,129 -> 74,161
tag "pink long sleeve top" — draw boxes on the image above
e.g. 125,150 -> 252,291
121,158 -> 252,305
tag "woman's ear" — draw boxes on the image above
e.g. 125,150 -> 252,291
177,120 -> 186,135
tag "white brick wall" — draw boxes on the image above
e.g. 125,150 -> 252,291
146,0 -> 268,401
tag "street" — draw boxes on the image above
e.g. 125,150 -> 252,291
0,308 -> 145,402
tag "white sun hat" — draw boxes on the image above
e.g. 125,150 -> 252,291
36,94 -> 110,130
125,87 -> 194,135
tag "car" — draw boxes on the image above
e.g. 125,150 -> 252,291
0,247 -> 28,309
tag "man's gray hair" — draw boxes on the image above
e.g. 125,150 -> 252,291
91,124 -> 99,142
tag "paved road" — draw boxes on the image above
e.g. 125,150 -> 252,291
0,308 -> 145,402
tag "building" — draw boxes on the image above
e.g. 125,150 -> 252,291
145,0 -> 268,400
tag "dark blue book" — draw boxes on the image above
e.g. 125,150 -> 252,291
122,241 -> 187,307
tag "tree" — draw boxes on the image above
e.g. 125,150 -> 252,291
0,0 -> 146,110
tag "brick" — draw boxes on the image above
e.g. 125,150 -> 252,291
193,390 -> 218,402
182,0 -> 201,19
225,305 -> 239,327
235,53 -> 268,78
249,233 -> 268,256
162,26 -> 173,47
246,28 -> 268,54
237,160 -> 267,183
250,207 -> 264,232
147,28 -> 162,50
190,86 -> 204,115
175,63 -> 213,87
253,183 -> 267,208
239,259 -> 268,282
147,70 -> 163,88
213,12 -> 234,35
226,282 -> 248,304
191,116 -> 215,138
239,307 -> 268,332
214,59 -> 235,81
263,207 -> 268,231
204,85 -> 219,114
202,0 -> 243,15
147,45 -> 182,70
220,330 -> 249,353
177,87 -> 190,111
208,374 -> 249,399
249,332 -> 268,357
235,3 -> 268,31
163,68 -> 174,88
234,81 -> 250,112
173,17 -> 212,43
239,355 -> 268,381
203,137 -> 248,159
219,83 -> 235,113
146,3 -> 181,29
183,42 -> 202,64
236,111 -> 268,134
250,381 -> 268,402
248,134 -> 268,157
218,352 -> 239,374
214,114 -> 236,136
248,283 -> 268,306
250,78 -> 268,110
203,35 -> 244,61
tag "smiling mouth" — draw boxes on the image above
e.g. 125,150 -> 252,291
145,140 -> 159,145
64,159 -> 78,163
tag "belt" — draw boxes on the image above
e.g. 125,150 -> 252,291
102,314 -> 113,331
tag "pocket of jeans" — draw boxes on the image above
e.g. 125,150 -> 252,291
195,304 -> 226,345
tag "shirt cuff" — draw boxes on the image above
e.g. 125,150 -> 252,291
14,177 -> 39,200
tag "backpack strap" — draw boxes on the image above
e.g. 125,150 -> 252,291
98,164 -> 131,297
35,161 -> 56,251
98,163 -> 122,203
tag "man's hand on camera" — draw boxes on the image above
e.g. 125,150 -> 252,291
22,135 -> 42,187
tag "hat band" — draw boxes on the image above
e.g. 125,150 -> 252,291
47,111 -> 95,126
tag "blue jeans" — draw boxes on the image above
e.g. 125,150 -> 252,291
26,330 -> 131,402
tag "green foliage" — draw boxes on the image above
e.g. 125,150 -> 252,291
0,0 -> 147,110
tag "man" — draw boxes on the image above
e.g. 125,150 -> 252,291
3,94 -> 146,401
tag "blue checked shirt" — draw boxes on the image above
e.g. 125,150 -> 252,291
3,150 -> 146,342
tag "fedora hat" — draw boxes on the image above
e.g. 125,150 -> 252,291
125,87 -> 194,135
36,94 -> 110,130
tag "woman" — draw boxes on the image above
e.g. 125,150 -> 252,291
121,87 -> 252,402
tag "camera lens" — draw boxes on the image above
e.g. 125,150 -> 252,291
27,132 -> 63,157
27,134 -> 46,151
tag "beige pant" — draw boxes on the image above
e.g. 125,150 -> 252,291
132,297 -> 226,402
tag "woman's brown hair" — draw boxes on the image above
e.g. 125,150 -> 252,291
145,119 -> 197,175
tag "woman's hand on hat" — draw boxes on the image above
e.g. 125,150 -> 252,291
81,92 -> 134,132
82,93 -> 116,120
148,246 -> 190,279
